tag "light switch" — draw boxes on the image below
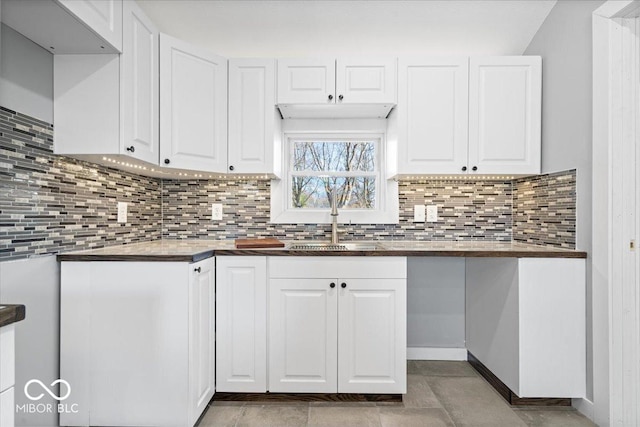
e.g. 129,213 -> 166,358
117,202 -> 128,223
212,204 -> 223,221
414,205 -> 425,222
426,205 -> 438,223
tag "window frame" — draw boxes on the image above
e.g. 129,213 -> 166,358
271,123 -> 399,225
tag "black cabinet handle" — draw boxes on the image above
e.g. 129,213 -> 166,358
328,94 -> 334,101
229,165 -> 235,171
341,282 -> 347,288
164,159 -> 170,165
194,267 -> 201,273
126,146 -> 135,153
338,95 -> 344,101
330,282 -> 336,288
461,166 -> 467,172
472,166 -> 478,171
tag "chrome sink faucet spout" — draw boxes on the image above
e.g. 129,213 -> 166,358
330,190 -> 339,244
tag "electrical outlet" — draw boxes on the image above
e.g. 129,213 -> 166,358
117,202 -> 128,223
212,204 -> 223,221
426,205 -> 438,223
414,205 -> 425,222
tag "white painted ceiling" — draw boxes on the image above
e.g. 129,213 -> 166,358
138,0 -> 557,57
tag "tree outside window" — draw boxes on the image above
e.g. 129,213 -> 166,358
290,139 -> 378,209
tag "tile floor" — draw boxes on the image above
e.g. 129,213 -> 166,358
197,361 -> 597,427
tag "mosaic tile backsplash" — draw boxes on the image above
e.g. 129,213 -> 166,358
162,179 -> 513,241
0,106 -> 576,260
0,107 -> 161,259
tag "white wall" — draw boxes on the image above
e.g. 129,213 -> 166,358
407,258 -> 466,355
523,0 -> 606,403
0,23 -> 53,122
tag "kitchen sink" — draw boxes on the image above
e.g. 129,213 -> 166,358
288,242 -> 386,251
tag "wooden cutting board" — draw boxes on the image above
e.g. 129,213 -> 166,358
235,238 -> 285,249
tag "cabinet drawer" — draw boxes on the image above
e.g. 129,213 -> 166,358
269,257 -> 406,279
0,387 -> 14,427
0,326 -> 15,393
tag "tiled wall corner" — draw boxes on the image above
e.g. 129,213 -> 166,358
0,106 -> 162,260
513,170 -> 577,248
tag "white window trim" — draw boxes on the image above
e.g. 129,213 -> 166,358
270,120 -> 398,224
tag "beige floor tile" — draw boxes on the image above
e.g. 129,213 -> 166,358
427,376 -> 527,426
235,405 -> 309,427
515,409 -> 598,426
379,408 -> 455,427
308,406 -> 381,427
415,361 -> 479,377
403,375 -> 443,408
198,405 -> 244,427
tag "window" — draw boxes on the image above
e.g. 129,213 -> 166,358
271,124 -> 398,224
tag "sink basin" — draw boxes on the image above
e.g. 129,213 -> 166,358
288,242 -> 386,251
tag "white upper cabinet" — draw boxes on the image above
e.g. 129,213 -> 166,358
336,57 -> 397,104
228,59 -> 277,175
121,0 -> 159,164
396,57 -> 469,174
395,56 -> 541,176
277,59 -> 336,104
468,57 -> 541,175
3,0 -> 122,54
54,1 -> 159,164
277,57 -> 397,118
160,34 -> 228,173
58,0 -> 123,52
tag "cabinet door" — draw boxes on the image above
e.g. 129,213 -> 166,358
397,58 -> 469,174
160,33 -> 228,172
277,59 -> 336,104
338,279 -> 406,394
122,0 -> 159,165
216,257 -> 267,392
336,57 -> 397,104
228,59 -> 276,174
0,388 -> 14,427
58,0 -> 123,52
269,278 -> 338,393
468,57 -> 541,175
188,258 -> 215,426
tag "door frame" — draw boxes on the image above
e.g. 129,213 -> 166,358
593,2 -> 640,426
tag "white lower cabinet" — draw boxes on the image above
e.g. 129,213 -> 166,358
0,325 -> 15,427
268,257 -> 407,394
466,258 -> 586,398
0,388 -> 14,427
215,257 -> 267,392
60,258 -> 215,427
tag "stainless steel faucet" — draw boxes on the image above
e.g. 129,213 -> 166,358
330,190 -> 339,244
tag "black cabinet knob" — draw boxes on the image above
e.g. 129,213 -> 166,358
461,166 -> 467,172
472,166 -> 478,171
229,165 -> 235,171
126,146 -> 135,153
338,95 -> 344,101
328,94 -> 334,101
330,282 -> 336,288
164,159 -> 170,165
341,282 -> 347,288
194,267 -> 201,273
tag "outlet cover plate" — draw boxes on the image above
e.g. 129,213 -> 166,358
426,205 -> 438,223
117,202 -> 128,223
212,204 -> 223,221
414,205 -> 425,222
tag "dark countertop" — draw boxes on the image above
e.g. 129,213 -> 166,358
56,240 -> 587,262
0,304 -> 26,328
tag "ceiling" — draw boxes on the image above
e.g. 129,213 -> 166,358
137,0 -> 558,58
